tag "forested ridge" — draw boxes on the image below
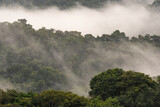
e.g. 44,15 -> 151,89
0,0 -> 121,9
0,0 -> 159,9
1,20 -> 160,106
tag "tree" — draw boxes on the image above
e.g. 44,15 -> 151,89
32,90 -> 89,107
88,96 -> 122,107
89,68 -> 157,100
89,68 -> 124,99
18,19 -> 27,24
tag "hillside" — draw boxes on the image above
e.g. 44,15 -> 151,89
0,19 -> 160,94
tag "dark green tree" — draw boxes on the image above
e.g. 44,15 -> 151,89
89,68 -> 157,101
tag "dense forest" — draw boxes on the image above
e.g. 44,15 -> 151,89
0,20 -> 160,106
1,68 -> 160,107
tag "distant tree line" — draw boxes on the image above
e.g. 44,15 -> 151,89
1,0 -> 160,9
0,0 -> 121,9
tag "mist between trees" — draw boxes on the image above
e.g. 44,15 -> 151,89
0,20 -> 160,96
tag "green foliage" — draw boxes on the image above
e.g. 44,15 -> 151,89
0,20 -> 160,106
3,61 -> 66,92
88,96 -> 122,107
118,88 -> 159,107
89,68 -> 124,99
157,75 -> 160,84
89,68 -> 158,106
32,90 -> 89,107
0,89 -> 89,107
1,20 -> 160,93
0,89 -> 34,107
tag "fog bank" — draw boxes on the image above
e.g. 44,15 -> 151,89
0,1 -> 160,37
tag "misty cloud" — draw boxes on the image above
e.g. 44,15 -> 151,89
0,21 -> 160,96
0,78 -> 14,90
0,1 -> 159,37
70,42 -> 160,95
45,41 -> 160,96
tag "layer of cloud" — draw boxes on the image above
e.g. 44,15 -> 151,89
0,1 -> 159,37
